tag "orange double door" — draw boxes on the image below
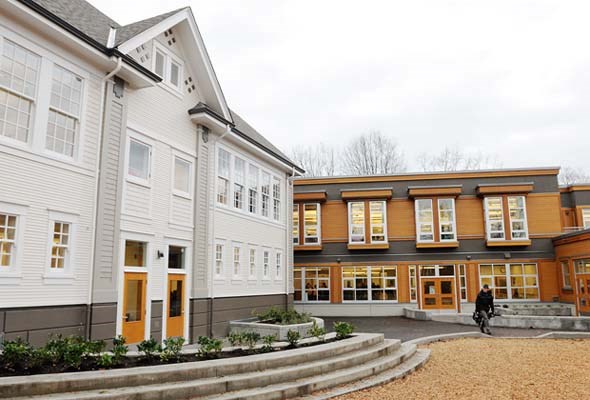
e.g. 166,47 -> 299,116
122,272 -> 186,344
421,277 -> 456,310
577,274 -> 590,315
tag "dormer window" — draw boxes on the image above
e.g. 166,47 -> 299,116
152,43 -> 183,92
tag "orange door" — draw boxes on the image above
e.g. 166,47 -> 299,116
421,278 -> 455,310
122,272 -> 147,344
166,274 -> 185,338
577,274 -> 590,315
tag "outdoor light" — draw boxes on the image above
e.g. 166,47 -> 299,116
157,250 -> 165,259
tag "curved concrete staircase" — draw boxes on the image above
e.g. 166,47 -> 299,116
0,333 -> 430,400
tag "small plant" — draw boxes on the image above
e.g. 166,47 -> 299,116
197,336 -> 223,358
1,338 -> 33,372
254,307 -> 312,325
86,340 -> 107,355
138,337 -> 161,361
61,337 -> 87,370
286,330 -> 300,348
334,321 -> 355,340
260,335 -> 276,353
112,335 -> 128,365
307,321 -> 327,342
96,353 -> 114,368
160,337 -> 185,362
242,331 -> 261,350
227,331 -> 244,347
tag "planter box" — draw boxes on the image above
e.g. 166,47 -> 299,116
229,317 -> 324,341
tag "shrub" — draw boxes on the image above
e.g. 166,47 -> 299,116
307,321 -> 327,342
160,337 -> 185,362
286,330 -> 300,347
86,340 -> 107,355
137,337 -> 161,361
1,337 -> 33,372
197,336 -> 222,358
40,335 -> 90,370
112,335 -> 128,365
242,331 -> 261,350
227,331 -> 244,347
260,335 -> 276,353
96,353 -> 114,368
254,307 -> 312,325
334,321 -> 355,340
61,337 -> 88,370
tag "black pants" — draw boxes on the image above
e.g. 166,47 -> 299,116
478,310 -> 491,333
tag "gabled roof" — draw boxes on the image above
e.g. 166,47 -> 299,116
115,8 -> 187,46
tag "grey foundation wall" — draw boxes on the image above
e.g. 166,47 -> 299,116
151,300 -> 163,342
89,302 -> 117,341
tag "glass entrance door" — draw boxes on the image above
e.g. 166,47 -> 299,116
421,278 -> 456,309
166,274 -> 185,338
122,272 -> 147,344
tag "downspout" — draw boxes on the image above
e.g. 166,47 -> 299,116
286,167 -> 296,310
86,56 -> 123,340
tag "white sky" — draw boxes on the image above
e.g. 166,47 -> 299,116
89,0 -> 590,173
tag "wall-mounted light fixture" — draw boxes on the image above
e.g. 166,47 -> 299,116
157,250 -> 165,259
466,255 -> 472,261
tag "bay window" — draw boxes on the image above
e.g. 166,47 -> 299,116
216,148 -> 230,205
484,196 -> 529,242
348,201 -> 388,245
343,266 -> 397,302
294,267 -> 330,302
414,198 -> 456,243
479,263 -> 539,300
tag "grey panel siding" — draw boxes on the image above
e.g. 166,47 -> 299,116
151,301 -> 163,342
572,191 -> 590,207
89,303 -> 117,341
294,239 -> 556,264
560,192 -> 574,208
0,305 -> 86,347
192,126 -> 210,297
189,299 -> 210,341
296,174 -> 559,200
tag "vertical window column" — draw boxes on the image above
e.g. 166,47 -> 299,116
292,204 -> 299,245
217,148 -> 230,205
348,202 -> 365,243
303,203 -> 320,244
233,157 -> 245,210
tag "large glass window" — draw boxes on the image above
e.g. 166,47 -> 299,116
272,177 -> 281,221
128,139 -> 151,181
294,267 -> 330,302
124,240 -> 146,267
458,264 -> 467,301
582,209 -> 590,229
343,266 -> 397,302
348,202 -> 365,243
484,197 -> 505,240
233,157 -> 245,210
168,246 -> 185,269
479,263 -> 539,300
173,157 -> 191,195
508,196 -> 528,239
261,172 -> 271,217
0,39 -> 40,143
0,213 -> 17,268
409,265 -> 417,302
46,65 -> 83,157
415,199 -> 434,242
561,261 -> 572,289
575,259 -> 590,274
217,148 -> 230,205
248,164 -> 258,214
438,199 -> 456,241
303,203 -> 320,244
293,204 -> 300,245
369,201 -> 387,243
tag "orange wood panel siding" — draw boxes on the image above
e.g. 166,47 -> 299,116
321,201 -> 348,241
556,258 -> 576,303
294,192 -> 327,202
538,260 -> 560,302
341,189 -> 393,200
526,194 -> 562,235
408,187 -> 462,197
389,200 -> 416,239
466,263 -> 480,302
455,198 -> 485,237
397,264 -> 410,303
561,208 -> 576,229
330,266 -> 343,304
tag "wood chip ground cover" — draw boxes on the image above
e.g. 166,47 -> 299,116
338,338 -> 590,400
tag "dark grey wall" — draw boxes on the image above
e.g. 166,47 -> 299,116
89,302 -> 117,341
150,300 -> 163,342
572,191 -> 590,207
294,239 -> 555,264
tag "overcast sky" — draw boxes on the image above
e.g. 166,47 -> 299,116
90,0 -> 590,173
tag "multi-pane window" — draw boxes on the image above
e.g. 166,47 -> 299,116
263,250 -> 269,278
294,267 -> 330,302
272,177 -> 281,221
348,202 -> 365,243
173,157 -> 191,194
275,252 -> 282,278
233,245 -> 241,276
249,248 -> 256,277
124,240 -> 146,267
214,243 -> 224,276
479,263 -> 539,300
508,196 -> 528,239
128,138 -> 151,181
574,259 -> 590,274
261,172 -> 271,217
582,209 -> 590,229
343,266 -> 398,302
0,214 -> 17,268
303,203 -> 320,244
438,199 -> 456,241
415,199 -> 434,242
248,164 -> 258,214
561,261 -> 572,289
369,201 -> 387,243
217,148 -> 230,205
409,265 -> 417,302
46,65 -> 83,157
50,222 -> 70,269
293,204 -> 299,245
458,264 -> 467,301
153,46 -> 182,90
484,197 -> 505,240
0,39 -> 40,143
233,157 -> 245,210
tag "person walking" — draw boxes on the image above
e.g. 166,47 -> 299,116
475,284 -> 495,335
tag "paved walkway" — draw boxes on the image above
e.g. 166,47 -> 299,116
322,316 -> 552,342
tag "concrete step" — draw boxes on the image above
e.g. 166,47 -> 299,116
198,342 -> 419,400
8,337 -> 399,400
0,333 -> 384,399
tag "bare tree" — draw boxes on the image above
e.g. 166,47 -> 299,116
287,143 -> 337,177
340,131 -> 406,175
559,166 -> 590,185
418,146 -> 502,172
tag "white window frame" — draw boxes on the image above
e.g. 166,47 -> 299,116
458,264 -> 468,302
214,240 -> 225,278
560,260 -> 572,289
172,154 -> 192,199
125,132 -> 153,187
44,210 -> 78,281
408,265 -> 417,303
248,246 -> 257,280
272,177 -> 281,221
0,202 -> 27,282
247,163 -> 259,214
369,201 -> 388,244
275,250 -> 282,280
294,267 -> 331,303
484,197 -> 505,241
437,198 -> 457,242
415,199 -> 434,243
303,203 -> 321,245
261,171 -> 271,218
233,157 -> 246,211
581,208 -> 590,229
152,42 -> 183,94
262,249 -> 270,279
478,263 -> 539,301
293,204 -> 300,245
507,196 -> 529,240
342,266 -> 398,303
232,242 -> 242,278
348,202 -> 365,244
216,147 -> 230,206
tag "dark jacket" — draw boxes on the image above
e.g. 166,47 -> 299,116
475,289 -> 494,313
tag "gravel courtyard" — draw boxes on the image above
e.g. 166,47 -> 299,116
338,338 -> 590,400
